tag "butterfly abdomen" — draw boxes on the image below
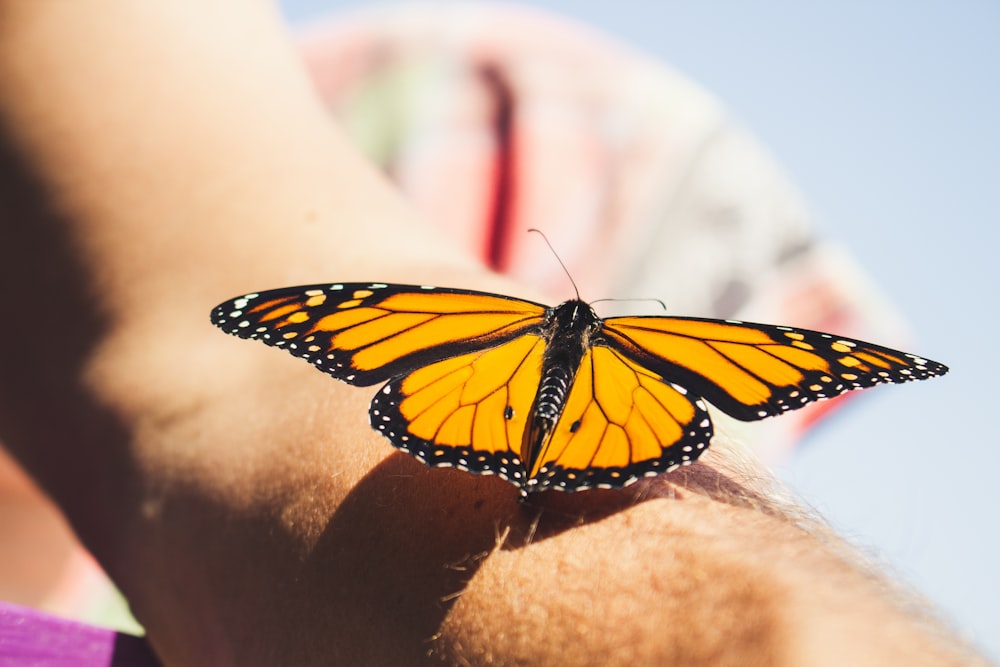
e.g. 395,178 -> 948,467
520,300 -> 602,481
535,366 -> 573,422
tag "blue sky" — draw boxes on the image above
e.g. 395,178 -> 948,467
280,1 -> 999,657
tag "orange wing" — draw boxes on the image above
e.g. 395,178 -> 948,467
370,333 -> 547,485
211,283 -> 548,385
600,316 -> 949,421
525,345 -> 713,492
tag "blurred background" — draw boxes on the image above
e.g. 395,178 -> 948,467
277,0 -> 998,657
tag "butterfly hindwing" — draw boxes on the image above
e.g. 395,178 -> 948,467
210,283 -> 548,386
527,344 -> 713,492
600,316 -> 949,421
370,333 -> 548,485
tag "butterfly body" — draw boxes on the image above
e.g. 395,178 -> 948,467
211,282 -> 948,496
521,299 -> 601,484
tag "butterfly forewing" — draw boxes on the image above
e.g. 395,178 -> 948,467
210,283 -> 548,386
601,316 -> 949,421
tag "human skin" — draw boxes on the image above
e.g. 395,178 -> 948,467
0,2 -> 986,665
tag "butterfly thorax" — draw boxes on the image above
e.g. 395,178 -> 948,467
521,300 -> 602,482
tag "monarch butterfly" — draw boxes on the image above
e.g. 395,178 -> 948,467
211,282 -> 947,496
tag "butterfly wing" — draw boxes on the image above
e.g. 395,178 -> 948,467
211,283 -> 548,386
526,345 -> 714,493
600,316 -> 949,421
370,333 -> 548,486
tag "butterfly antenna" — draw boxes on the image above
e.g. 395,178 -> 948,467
527,228 -> 581,300
590,297 -> 668,312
